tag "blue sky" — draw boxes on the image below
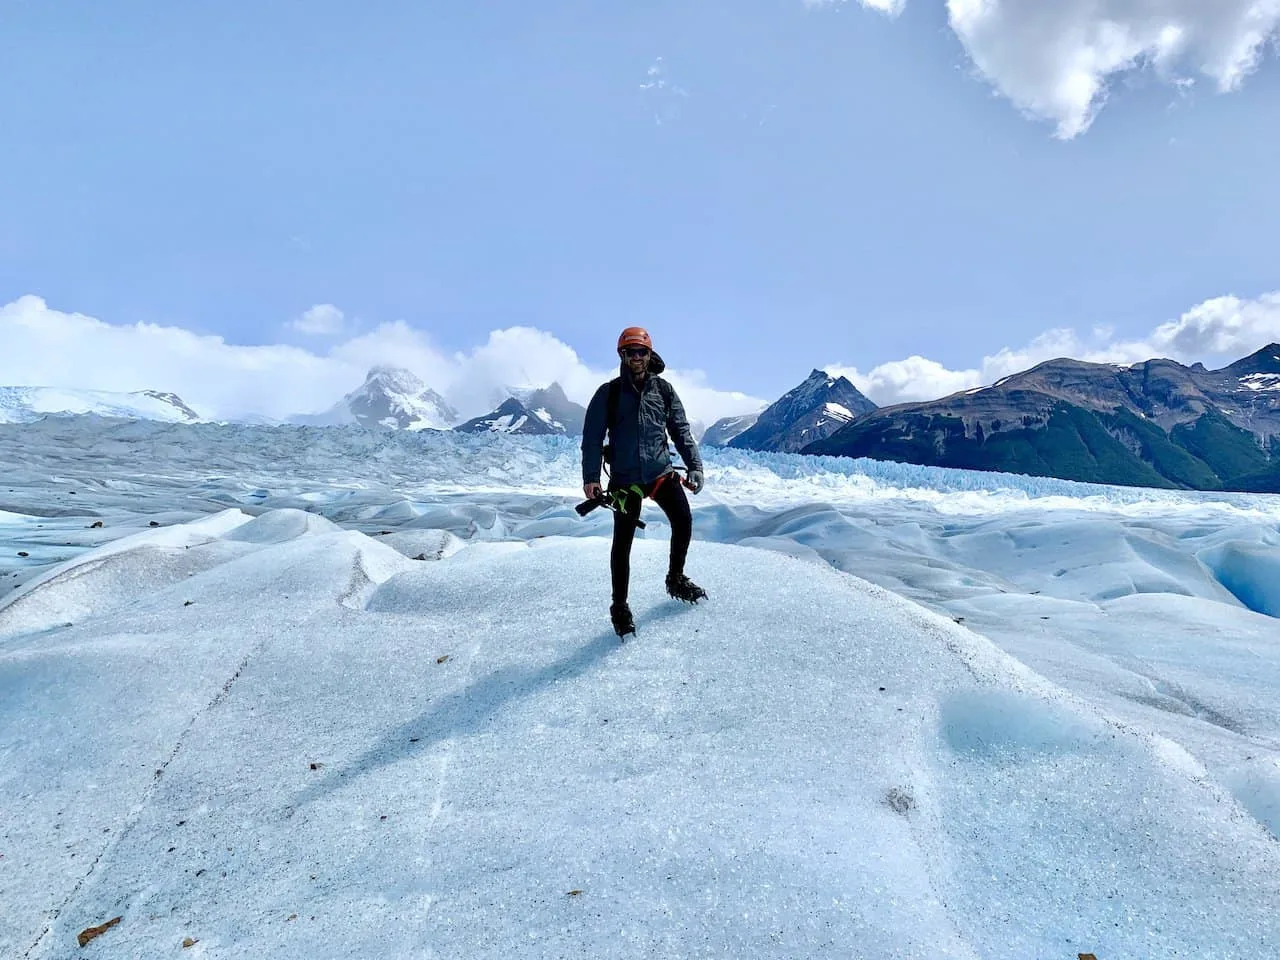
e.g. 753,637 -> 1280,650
2,0 -> 1280,421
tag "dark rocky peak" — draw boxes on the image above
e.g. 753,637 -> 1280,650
1221,343 -> 1280,377
528,382 -> 570,406
511,382 -> 587,435
454,397 -> 559,436
728,368 -> 876,453
769,370 -> 876,421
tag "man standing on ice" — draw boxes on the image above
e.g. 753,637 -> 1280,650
581,326 -> 706,637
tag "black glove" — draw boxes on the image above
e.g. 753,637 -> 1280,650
686,469 -> 704,494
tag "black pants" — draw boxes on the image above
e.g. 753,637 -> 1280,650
610,473 -> 692,604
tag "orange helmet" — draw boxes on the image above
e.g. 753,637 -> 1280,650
617,326 -> 652,353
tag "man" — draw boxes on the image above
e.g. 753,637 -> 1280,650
581,326 -> 706,637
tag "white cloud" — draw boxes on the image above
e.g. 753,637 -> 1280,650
806,0 -> 1280,137
804,0 -> 906,15
829,355 -> 982,406
0,295 -> 343,422
827,290 -> 1280,406
0,296 -> 765,427
947,0 -> 1280,138
290,303 -> 346,336
656,368 -> 768,428
1142,291 -> 1280,356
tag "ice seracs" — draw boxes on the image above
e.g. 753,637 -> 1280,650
2,442 -> 1279,958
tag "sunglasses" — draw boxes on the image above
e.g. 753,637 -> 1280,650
622,347 -> 650,359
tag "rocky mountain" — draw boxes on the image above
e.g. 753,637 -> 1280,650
804,344 -> 1280,493
702,413 -> 761,447
294,366 -> 458,431
454,383 -> 588,436
0,386 -> 203,424
454,397 -> 560,436
511,383 -> 587,436
728,370 -> 877,454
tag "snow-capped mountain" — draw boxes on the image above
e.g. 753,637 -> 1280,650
510,382 -> 587,435
702,412 -> 761,446
0,386 -> 203,424
454,397 -> 561,436
293,366 -> 458,431
456,383 -> 587,436
728,370 -> 877,453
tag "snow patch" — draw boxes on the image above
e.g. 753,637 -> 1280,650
1240,373 -> 1280,392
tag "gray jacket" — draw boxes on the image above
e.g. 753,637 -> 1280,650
581,352 -> 702,487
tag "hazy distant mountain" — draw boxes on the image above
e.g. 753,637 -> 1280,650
702,413 -> 760,446
805,344 -> 1280,493
293,366 -> 458,431
728,370 -> 877,454
0,386 -> 203,424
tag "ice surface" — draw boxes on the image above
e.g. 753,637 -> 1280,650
2,417 -> 1280,958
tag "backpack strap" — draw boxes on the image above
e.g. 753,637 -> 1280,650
655,376 -> 673,419
606,377 -> 622,436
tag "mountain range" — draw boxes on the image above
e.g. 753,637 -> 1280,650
5,344 -> 1280,492
802,344 -> 1280,493
456,383 -> 588,436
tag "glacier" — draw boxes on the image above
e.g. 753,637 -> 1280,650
1,416 -> 1278,959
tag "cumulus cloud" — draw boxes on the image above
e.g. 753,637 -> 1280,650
0,296 -> 342,422
809,0 -> 1280,137
0,296 -> 765,427
655,369 -> 768,430
828,290 -> 1280,406
827,355 -> 981,406
290,303 -> 347,336
1143,291 -> 1280,356
947,0 -> 1280,138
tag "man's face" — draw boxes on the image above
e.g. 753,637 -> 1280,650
622,345 -> 650,374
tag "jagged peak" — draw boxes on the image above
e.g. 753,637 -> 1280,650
1220,342 -> 1280,376
1246,342 -> 1280,362
527,381 -> 569,402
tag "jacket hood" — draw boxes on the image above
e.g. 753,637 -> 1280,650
618,350 -> 666,378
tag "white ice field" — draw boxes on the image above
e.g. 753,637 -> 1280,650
2,418 -> 1278,959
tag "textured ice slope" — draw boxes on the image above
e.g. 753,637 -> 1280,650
3,515 -> 1278,959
